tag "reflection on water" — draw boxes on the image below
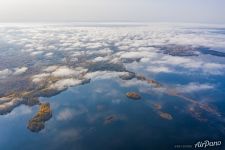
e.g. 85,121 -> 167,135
1,78 -> 225,150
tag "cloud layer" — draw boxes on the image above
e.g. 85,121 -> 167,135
0,23 -> 225,116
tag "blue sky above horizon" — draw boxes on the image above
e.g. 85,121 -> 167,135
0,0 -> 225,24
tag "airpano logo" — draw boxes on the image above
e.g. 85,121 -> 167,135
194,140 -> 221,149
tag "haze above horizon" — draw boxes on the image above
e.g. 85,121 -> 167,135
0,0 -> 225,24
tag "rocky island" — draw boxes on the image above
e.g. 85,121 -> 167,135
153,103 -> 162,110
27,103 -> 52,132
126,92 -> 141,100
104,114 -> 118,124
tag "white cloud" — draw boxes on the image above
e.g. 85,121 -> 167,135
31,73 -> 50,83
176,82 -> 214,93
49,78 -> 83,90
43,66 -> 59,72
0,69 -> 12,79
51,66 -> 87,78
86,48 -> 113,55
119,79 -> 148,87
85,42 -> 105,49
202,63 -> 225,75
0,97 -> 24,114
93,56 -> 109,62
119,51 -> 157,59
84,71 -> 128,80
45,52 -> 54,57
30,51 -> 44,56
138,54 -> 225,75
47,45 -> 56,50
0,67 -> 28,79
51,66 -> 77,77
13,67 -> 28,75
147,66 -> 172,73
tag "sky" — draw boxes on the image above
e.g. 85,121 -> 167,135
0,0 -> 225,23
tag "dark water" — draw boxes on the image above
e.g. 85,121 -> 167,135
0,76 -> 224,150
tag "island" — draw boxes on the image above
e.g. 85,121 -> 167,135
159,111 -> 173,120
104,114 -> 118,124
126,92 -> 141,100
27,103 -> 52,132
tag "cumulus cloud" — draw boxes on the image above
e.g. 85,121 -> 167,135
13,67 -> 28,75
84,71 -> 128,80
49,78 -> 83,90
45,52 -> 54,57
118,79 -> 149,88
202,63 -> 225,75
176,82 -> 214,93
86,48 -> 113,55
51,66 -> 87,78
147,66 -> 172,73
0,97 -> 24,114
32,73 -> 50,83
118,51 -> 157,59
85,42 -> 105,49
93,56 -> 109,62
0,67 -> 28,79
3,24 -> 225,81
132,53 -> 225,75
0,69 -> 12,79
1,24 -> 225,97
158,55 -> 225,75
51,67 -> 77,77
30,51 -> 44,56
43,66 -> 59,72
